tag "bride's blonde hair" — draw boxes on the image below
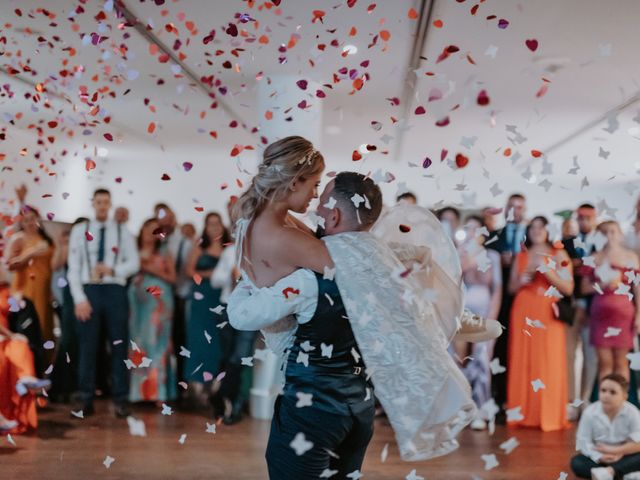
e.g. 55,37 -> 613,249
233,136 -> 324,223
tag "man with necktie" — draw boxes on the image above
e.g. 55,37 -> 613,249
67,189 -> 139,417
486,193 -> 527,415
563,203 -> 598,419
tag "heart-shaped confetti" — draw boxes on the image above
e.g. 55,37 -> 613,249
414,106 -> 426,115
422,157 -> 432,169
455,153 -> 469,168
477,90 -> 490,106
525,39 -> 538,52
161,173 -> 171,181
352,150 -> 362,161
183,162 -> 193,172
399,224 -> 411,233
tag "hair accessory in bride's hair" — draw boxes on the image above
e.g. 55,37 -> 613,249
299,148 -> 318,166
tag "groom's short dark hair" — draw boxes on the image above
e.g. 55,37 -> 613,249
333,172 -> 383,229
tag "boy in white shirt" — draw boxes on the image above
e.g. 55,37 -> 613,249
571,373 -> 640,479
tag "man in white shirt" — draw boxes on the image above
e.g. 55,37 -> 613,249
67,189 -> 139,417
571,373 -> 640,479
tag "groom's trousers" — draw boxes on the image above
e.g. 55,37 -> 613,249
266,394 -> 375,480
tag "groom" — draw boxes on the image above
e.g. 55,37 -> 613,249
229,172 -> 382,479
228,172 -> 494,478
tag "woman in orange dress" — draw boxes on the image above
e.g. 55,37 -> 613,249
506,216 -> 574,431
5,206 -> 55,342
0,276 -> 45,434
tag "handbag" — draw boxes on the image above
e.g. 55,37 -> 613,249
555,295 -> 576,326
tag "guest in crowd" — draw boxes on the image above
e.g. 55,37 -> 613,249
436,206 -> 461,243
571,373 -> 640,479
487,193 -> 528,414
50,219 -> 88,403
562,217 -> 579,240
154,203 -> 192,394
396,191 -> 417,205
128,218 -> 177,403
0,262 -> 50,433
183,212 -> 229,397
580,221 -> 640,384
5,205 -> 55,343
625,195 -> 640,258
114,207 -> 130,226
453,215 -> 502,430
210,198 -> 256,424
563,204 -> 599,419
67,188 -> 139,417
481,206 -> 502,235
181,223 -> 197,241
507,215 -> 574,431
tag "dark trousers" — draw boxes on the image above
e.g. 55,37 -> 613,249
172,295 -> 187,386
51,286 -> 78,397
571,453 -> 640,479
219,320 -> 256,408
492,271 -> 512,408
76,284 -> 129,404
266,395 -> 374,480
8,297 -> 45,377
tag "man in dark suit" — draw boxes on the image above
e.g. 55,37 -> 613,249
562,204 -> 598,419
486,193 -> 527,413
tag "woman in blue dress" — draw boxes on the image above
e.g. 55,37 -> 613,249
128,218 -> 177,403
183,212 -> 229,391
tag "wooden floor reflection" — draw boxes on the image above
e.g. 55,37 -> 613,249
5,400 -> 577,479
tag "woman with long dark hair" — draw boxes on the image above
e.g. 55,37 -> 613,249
5,206 -> 55,343
507,216 -> 574,431
128,218 -> 177,403
183,212 -> 230,401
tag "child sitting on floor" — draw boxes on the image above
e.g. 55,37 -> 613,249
571,373 -> 640,480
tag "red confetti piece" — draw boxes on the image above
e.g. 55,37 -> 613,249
380,30 -> 391,41
147,122 -> 156,134
85,231 -> 94,241
85,159 -> 96,171
352,150 -> 362,161
414,106 -> 426,115
146,286 -> 163,298
435,116 -> 450,127
441,149 -> 448,161
455,153 -> 469,168
47,121 -> 58,128
433,19 -> 443,28
503,148 -> 512,156
282,287 -> 300,299
399,224 -> 411,233
367,3 -> 376,13
312,10 -> 325,23
498,18 -> 509,29
436,45 -> 459,63
46,213 -> 55,221
104,133 -> 113,141
525,39 -> 538,52
161,173 -> 171,181
408,8 -> 418,19
183,162 -> 193,171
477,89 -> 490,106
348,0 -> 358,7
422,157 -> 432,169
115,177 -> 123,183
531,150 -> 543,158
296,79 -> 308,90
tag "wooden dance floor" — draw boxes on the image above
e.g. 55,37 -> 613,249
5,400 -> 576,479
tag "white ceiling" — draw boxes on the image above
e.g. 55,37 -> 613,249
1,0 -> 639,230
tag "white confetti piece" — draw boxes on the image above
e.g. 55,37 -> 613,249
506,406 -> 524,422
103,455 -> 115,469
43,341 -> 55,350
179,433 -> 187,444
290,432 -> 313,456
205,422 -> 216,434
481,453 -> 499,470
127,416 -> 147,437
489,358 -> 506,375
161,403 -> 173,416
406,469 -> 425,480
380,443 -> 389,463
70,410 -> 84,419
499,437 -> 519,454
295,392 -> 313,408
531,379 -> 546,392
320,469 -> 338,478
627,352 -> 640,370
604,327 -> 622,338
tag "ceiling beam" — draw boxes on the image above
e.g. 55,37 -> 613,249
394,0 -> 436,162
114,1 -> 258,141
524,90 -> 640,166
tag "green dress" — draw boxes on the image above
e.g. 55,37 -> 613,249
183,253 -> 223,383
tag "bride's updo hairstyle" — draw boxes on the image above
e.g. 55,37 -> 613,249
233,135 -> 325,223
